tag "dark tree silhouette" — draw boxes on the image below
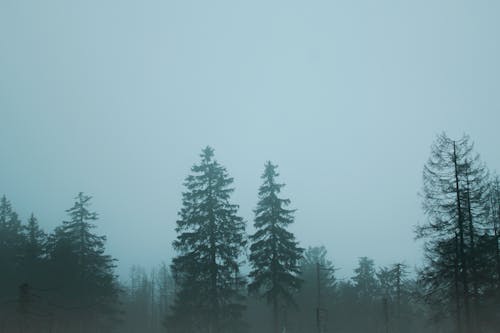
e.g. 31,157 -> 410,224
248,161 -> 303,333
0,195 -> 24,299
22,214 -> 46,262
295,246 -> 336,333
47,192 -> 119,332
352,257 -> 378,300
417,133 -> 490,333
168,147 -> 247,333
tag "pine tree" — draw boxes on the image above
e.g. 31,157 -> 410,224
169,147 -> 247,333
0,195 -> 24,299
248,161 -> 303,333
19,213 -> 47,288
0,195 -> 23,253
23,213 -> 46,262
352,257 -> 378,301
48,192 -> 119,331
338,257 -> 379,333
302,246 -> 336,294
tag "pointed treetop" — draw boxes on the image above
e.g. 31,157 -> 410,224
28,213 -> 37,225
258,161 -> 287,199
0,195 -> 12,211
65,192 -> 98,220
201,146 -> 215,162
0,195 -> 13,225
263,161 -> 279,180
1,194 -> 9,205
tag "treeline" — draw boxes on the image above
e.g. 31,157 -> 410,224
122,251 -> 427,333
0,192 -> 120,333
1,133 -> 499,333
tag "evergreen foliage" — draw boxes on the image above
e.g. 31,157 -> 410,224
0,195 -> 24,299
352,256 -> 378,300
168,147 -> 247,333
47,192 -> 120,331
248,161 -> 303,333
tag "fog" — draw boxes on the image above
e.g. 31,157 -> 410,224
1,1 -> 499,332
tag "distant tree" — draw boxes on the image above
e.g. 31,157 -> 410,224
19,213 -> 47,288
377,263 -> 408,307
0,195 -> 21,232
0,195 -> 25,330
22,214 -> 46,262
352,257 -> 378,300
331,280 -> 360,332
168,147 -> 247,333
119,263 -> 175,333
295,246 -> 336,333
157,262 -> 174,330
350,257 -> 379,332
125,265 -> 154,333
377,263 -> 412,332
248,161 -> 303,333
0,195 -> 24,298
301,246 -> 336,297
392,263 -> 408,318
377,266 -> 396,300
486,175 -> 500,287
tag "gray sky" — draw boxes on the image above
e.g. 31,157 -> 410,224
1,0 -> 499,280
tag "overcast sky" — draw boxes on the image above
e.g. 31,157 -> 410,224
1,0 -> 499,280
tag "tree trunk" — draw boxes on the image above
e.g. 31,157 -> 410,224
465,168 -> 479,332
454,233 -> 462,333
453,142 -> 471,333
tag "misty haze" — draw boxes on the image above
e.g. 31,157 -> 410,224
1,1 -> 499,333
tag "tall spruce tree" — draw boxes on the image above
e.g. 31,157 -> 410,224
248,161 -> 303,333
169,147 -> 247,333
47,192 -> 119,331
